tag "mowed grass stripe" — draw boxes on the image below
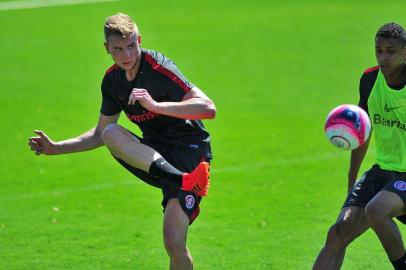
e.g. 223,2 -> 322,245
0,151 -> 348,202
0,0 -> 405,269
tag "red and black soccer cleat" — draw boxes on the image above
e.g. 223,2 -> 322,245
181,162 -> 210,197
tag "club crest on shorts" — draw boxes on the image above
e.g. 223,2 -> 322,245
394,180 -> 406,191
185,195 -> 195,209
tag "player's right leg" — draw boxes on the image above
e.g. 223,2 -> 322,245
101,123 -> 209,196
314,165 -> 387,269
163,198 -> 193,270
313,206 -> 369,270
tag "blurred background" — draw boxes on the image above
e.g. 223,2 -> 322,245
0,0 -> 405,269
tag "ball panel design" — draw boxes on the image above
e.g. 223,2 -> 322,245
325,104 -> 371,150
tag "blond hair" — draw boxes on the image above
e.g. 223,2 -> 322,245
104,13 -> 139,40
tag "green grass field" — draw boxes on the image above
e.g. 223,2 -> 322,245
1,0 -> 406,269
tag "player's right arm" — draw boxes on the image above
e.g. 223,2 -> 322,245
28,113 -> 120,155
347,138 -> 370,192
347,68 -> 376,193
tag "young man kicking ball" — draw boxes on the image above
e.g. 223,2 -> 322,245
28,13 -> 216,270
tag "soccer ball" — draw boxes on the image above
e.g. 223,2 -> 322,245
324,104 -> 371,150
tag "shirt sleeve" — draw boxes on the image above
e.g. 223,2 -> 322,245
358,71 -> 377,115
100,74 -> 122,116
162,58 -> 195,102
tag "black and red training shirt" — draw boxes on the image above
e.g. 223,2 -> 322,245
358,66 -> 379,115
358,65 -> 406,114
100,49 -> 212,159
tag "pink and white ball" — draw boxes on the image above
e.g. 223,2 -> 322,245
325,104 -> 371,150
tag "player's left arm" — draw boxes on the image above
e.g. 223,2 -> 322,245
128,86 -> 216,120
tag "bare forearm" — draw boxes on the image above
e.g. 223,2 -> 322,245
347,138 -> 370,192
154,98 -> 216,120
54,128 -> 104,154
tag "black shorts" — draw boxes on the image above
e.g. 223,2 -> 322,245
343,164 -> 406,223
112,135 -> 210,225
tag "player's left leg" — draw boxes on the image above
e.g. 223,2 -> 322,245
163,198 -> 193,270
365,190 -> 406,269
101,123 -> 209,196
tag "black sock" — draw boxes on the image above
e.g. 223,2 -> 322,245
391,252 -> 406,270
149,158 -> 183,185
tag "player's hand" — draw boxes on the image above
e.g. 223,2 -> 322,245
28,130 -> 57,155
128,88 -> 159,112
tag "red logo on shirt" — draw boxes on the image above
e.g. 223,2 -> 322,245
126,112 -> 159,123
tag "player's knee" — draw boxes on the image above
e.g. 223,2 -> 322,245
365,202 -> 385,224
326,223 -> 350,249
101,124 -> 121,146
164,237 -> 187,257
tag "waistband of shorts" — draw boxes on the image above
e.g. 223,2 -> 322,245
373,164 -> 406,176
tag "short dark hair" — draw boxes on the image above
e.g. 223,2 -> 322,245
376,22 -> 406,44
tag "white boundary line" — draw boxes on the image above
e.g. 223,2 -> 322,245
0,0 -> 118,11
0,152 -> 345,202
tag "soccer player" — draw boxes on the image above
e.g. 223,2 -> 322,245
313,23 -> 406,270
28,13 -> 216,270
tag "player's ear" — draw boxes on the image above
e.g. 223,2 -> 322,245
404,45 -> 406,59
138,35 -> 142,46
402,45 -> 406,64
104,42 -> 110,54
